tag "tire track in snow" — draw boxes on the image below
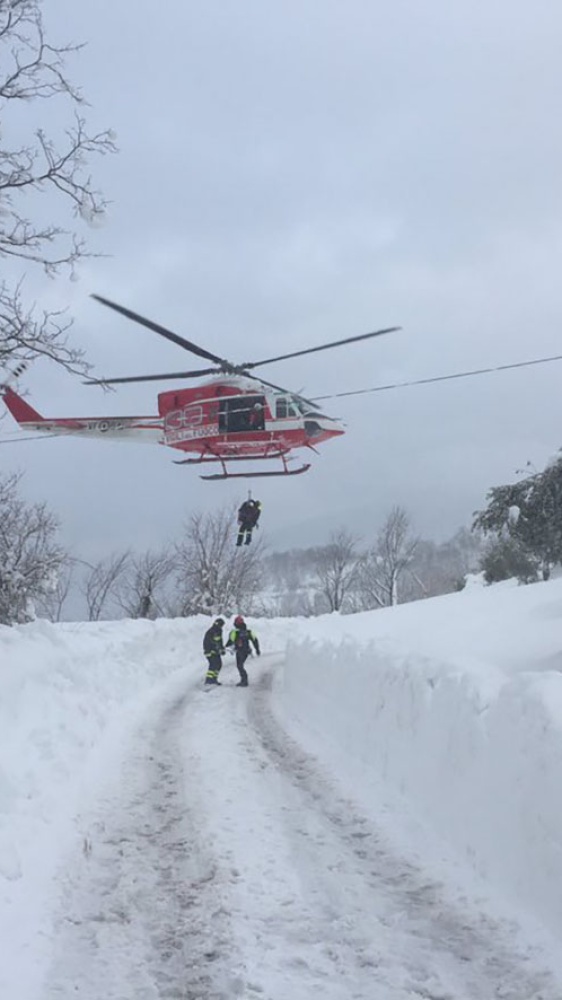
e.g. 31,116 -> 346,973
44,680 -> 238,1000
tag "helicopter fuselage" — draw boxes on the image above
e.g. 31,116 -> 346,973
1,376 -> 344,478
158,377 -> 344,458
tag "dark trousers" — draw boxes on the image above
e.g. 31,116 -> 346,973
236,524 -> 254,546
235,650 -> 249,684
205,652 -> 222,683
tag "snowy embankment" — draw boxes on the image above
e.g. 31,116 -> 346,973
0,616 -> 208,997
0,617 -> 206,874
277,577 -> 562,942
2,577 -> 562,992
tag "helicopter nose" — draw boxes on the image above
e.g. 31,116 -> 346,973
327,421 -> 346,438
304,419 -> 322,438
305,417 -> 345,440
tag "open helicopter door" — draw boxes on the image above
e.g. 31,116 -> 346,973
217,394 -> 266,433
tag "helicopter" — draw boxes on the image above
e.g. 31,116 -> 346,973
0,295 -> 400,480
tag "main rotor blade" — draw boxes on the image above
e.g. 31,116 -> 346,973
312,353 -> 562,402
243,326 -> 400,370
241,371 -> 294,394
259,378 -> 317,407
239,371 -> 317,407
84,368 -> 220,386
91,294 -> 229,366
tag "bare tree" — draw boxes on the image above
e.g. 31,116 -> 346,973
175,506 -> 264,616
0,0 -> 116,375
357,506 -> 419,608
0,471 -> 65,623
81,551 -> 130,621
311,529 -> 358,612
116,549 -> 176,619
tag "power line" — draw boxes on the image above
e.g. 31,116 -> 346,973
0,433 -> 60,445
313,353 -> 562,402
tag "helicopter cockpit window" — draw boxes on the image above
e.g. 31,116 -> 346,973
275,397 -> 300,419
218,395 -> 266,433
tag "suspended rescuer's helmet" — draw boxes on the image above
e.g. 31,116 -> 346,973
214,617 -> 225,627
234,615 -> 245,627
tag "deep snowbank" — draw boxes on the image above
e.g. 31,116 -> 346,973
277,578 -> 562,939
0,617 -> 206,871
3,578 -> 562,986
0,616 -> 207,996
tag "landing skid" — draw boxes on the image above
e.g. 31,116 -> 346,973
200,463 -> 311,481
172,450 -> 311,479
172,453 -> 287,466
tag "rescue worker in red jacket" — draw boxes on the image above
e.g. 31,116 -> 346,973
225,615 -> 260,686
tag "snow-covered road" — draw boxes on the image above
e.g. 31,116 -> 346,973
43,658 -> 562,1000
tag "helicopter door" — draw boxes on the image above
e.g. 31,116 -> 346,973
218,395 -> 266,433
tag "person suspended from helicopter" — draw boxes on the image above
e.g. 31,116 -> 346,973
226,615 -> 260,687
203,617 -> 226,686
237,498 -> 262,546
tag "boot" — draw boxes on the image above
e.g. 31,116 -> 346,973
236,680 -> 248,687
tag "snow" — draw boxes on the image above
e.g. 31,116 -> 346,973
508,503 -> 521,526
2,580 -> 562,996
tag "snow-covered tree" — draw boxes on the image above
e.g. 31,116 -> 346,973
35,555 -> 74,621
0,472 -> 65,624
473,456 -> 562,581
356,506 -> 419,608
480,536 -> 539,585
175,506 -> 264,616
0,0 -> 116,376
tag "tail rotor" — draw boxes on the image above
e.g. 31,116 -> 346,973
1,360 -> 30,393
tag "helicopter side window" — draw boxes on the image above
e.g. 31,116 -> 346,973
218,395 -> 266,433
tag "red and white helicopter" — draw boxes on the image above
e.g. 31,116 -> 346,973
1,295 -> 399,479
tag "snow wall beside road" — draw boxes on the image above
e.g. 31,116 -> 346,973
281,621 -> 562,940
0,618 -> 207,879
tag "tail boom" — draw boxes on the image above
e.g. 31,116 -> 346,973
1,387 -> 163,442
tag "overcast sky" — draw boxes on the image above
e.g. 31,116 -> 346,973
3,0 -> 562,558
